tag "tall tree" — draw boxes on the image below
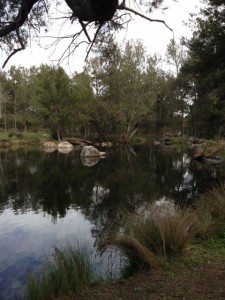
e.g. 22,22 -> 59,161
166,39 -> 188,135
88,35 -> 175,139
35,65 -> 72,140
6,66 -> 32,131
70,71 -> 94,138
181,0 -> 225,137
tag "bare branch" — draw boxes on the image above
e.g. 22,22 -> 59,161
118,4 -> 173,32
79,20 -> 92,43
85,24 -> 103,61
2,28 -> 25,68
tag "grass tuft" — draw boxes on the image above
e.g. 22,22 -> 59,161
101,201 -> 202,270
195,183 -> 225,237
26,243 -> 94,300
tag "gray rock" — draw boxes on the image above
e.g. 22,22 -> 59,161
80,146 -> 105,157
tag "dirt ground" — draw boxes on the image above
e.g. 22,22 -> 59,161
76,255 -> 225,300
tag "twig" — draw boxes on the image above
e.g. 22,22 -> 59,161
118,5 -> 173,32
79,20 -> 91,42
85,23 -> 103,61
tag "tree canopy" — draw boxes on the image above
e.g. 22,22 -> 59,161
0,0 -> 173,67
181,0 -> 225,137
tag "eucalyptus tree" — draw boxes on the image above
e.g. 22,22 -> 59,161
166,39 -> 188,135
70,71 -> 94,138
88,35 -> 172,139
87,34 -> 124,139
6,66 -> 33,131
118,40 -> 154,140
35,65 -> 73,139
0,71 -> 8,131
181,0 -> 225,137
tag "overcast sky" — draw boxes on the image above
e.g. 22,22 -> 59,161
1,0 -> 203,74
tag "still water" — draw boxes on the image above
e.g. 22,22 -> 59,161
0,144 -> 224,299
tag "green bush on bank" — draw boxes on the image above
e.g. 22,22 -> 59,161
0,131 -> 50,145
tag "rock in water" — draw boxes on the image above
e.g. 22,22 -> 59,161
80,146 -> 105,157
43,142 -> 57,148
58,141 -> 73,149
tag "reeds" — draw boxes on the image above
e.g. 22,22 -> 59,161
101,201 -> 202,269
26,243 -> 94,300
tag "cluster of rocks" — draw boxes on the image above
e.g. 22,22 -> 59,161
43,138 -> 113,154
67,138 -> 113,148
43,141 -> 107,166
43,141 -> 73,153
154,131 -> 182,146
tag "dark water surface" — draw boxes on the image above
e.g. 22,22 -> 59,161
0,145 -> 224,299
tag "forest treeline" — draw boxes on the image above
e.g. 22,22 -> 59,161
0,0 -> 224,141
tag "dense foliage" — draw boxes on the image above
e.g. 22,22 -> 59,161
0,38 -> 181,140
181,0 -> 225,138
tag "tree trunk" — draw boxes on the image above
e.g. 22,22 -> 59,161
14,94 -> 17,131
0,81 -> 3,119
57,129 -> 61,141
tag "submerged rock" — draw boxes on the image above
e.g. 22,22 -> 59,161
80,156 -> 100,167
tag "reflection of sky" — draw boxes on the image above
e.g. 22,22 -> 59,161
0,209 -> 93,300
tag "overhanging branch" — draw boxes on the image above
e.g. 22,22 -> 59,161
2,28 -> 25,68
118,4 -> 173,32
0,0 -> 38,38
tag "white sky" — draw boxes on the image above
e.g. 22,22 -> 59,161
1,0 -> 202,74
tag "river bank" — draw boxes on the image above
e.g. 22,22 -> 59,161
76,239 -> 225,300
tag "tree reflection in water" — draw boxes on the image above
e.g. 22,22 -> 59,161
0,145 -> 224,224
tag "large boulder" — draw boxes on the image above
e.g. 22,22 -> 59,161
80,146 -> 105,157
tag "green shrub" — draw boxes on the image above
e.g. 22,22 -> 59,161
8,131 -> 24,139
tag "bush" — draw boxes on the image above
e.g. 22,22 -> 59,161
26,243 -> 94,300
8,131 -> 24,139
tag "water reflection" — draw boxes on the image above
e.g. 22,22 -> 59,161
0,145 -> 224,299
81,156 -> 100,167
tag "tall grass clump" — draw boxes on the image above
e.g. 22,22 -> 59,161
101,201 -> 202,270
195,183 -> 225,237
26,243 -> 94,300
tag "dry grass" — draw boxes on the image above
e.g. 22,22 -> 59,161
195,183 -> 225,236
101,201 -> 203,269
